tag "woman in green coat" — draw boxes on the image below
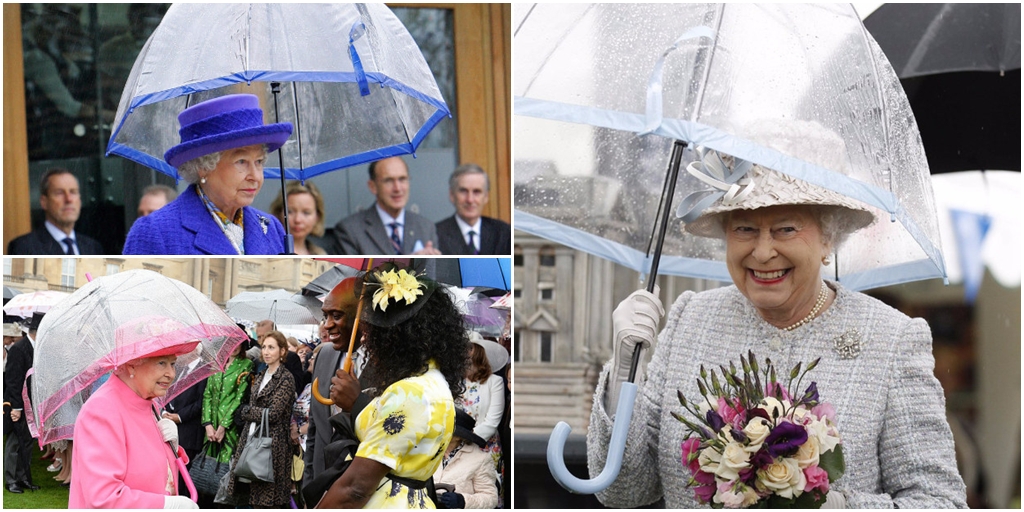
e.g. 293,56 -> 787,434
202,342 -> 254,463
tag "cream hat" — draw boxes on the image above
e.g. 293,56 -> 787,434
681,147 -> 876,239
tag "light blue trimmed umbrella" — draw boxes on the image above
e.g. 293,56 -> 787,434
106,3 -> 450,182
514,3 -> 948,494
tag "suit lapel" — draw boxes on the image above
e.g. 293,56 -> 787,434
242,207 -> 273,255
35,229 -> 63,254
363,208 -> 394,254
179,188 -> 236,255
403,215 -> 418,253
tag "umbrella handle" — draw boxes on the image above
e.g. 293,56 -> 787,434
175,454 -> 198,502
311,377 -> 334,406
547,381 -> 637,494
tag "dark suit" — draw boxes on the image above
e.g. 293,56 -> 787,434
436,215 -> 512,255
328,205 -> 438,255
167,377 -> 208,463
7,227 -> 104,255
3,336 -> 35,486
301,344 -> 375,490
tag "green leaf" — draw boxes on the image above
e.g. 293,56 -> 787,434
819,444 -> 846,482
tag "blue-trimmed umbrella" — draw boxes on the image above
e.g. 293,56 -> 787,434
514,3 -> 947,494
106,3 -> 450,182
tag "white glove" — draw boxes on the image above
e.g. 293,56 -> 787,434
157,417 -> 179,454
821,490 -> 847,509
163,495 -> 199,509
607,286 -> 665,411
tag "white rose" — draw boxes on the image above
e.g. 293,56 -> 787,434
760,397 -> 790,420
714,483 -> 760,508
715,441 -> 751,481
699,446 -> 721,474
793,433 -> 820,468
806,417 -> 841,453
743,417 -> 772,452
757,457 -> 807,499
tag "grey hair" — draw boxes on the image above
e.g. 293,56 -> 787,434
177,152 -> 222,184
449,163 -> 490,194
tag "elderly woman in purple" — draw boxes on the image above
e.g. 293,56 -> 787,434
123,94 -> 291,255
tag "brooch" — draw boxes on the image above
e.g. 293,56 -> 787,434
259,216 -> 269,235
833,330 -> 862,359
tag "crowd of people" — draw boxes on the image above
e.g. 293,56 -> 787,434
8,93 -> 511,257
4,269 -> 512,509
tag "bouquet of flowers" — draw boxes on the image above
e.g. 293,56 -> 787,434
674,351 -> 844,508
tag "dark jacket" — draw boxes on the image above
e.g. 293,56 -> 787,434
228,366 -> 297,508
3,336 -> 33,411
328,205 -> 438,255
7,227 -> 104,255
167,377 -> 208,462
123,184 -> 286,255
435,215 -> 512,255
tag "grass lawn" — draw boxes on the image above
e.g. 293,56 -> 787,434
2,434 -> 70,509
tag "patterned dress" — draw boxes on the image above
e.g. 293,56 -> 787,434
202,355 -> 253,463
355,360 -> 455,509
459,374 -> 505,503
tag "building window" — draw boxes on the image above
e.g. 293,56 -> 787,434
514,330 -> 521,362
61,258 -> 76,287
540,332 -> 553,362
3,259 -> 11,277
106,263 -> 119,276
538,284 -> 554,301
539,253 -> 556,267
514,253 -> 523,267
513,287 -> 522,299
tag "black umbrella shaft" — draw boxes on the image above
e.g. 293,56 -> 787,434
271,82 -> 295,255
629,140 -> 687,384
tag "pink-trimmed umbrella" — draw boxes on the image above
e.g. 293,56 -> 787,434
29,269 -> 248,451
2,290 -> 71,318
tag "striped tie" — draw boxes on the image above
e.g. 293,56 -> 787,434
467,230 -> 479,255
62,237 -> 75,255
388,222 -> 403,254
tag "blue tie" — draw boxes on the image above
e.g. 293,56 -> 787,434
388,222 -> 403,254
467,230 -> 479,255
62,237 -> 75,255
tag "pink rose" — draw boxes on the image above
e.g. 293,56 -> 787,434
717,397 -> 745,426
693,478 -> 717,503
765,381 -> 792,401
803,465 -> 830,494
681,437 -> 702,474
811,403 -> 836,424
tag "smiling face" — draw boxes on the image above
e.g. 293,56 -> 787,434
322,278 -> 361,352
40,172 -> 82,231
368,157 -> 409,218
724,205 -> 829,323
286,191 -> 319,240
127,355 -> 177,400
200,144 -> 266,218
450,172 -> 489,225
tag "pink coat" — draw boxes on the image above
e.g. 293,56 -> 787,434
69,376 -> 181,509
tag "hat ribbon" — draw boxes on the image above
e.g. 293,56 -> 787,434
676,146 -> 756,223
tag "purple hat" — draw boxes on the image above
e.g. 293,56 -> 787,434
164,94 -> 293,168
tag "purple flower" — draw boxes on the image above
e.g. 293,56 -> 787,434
802,382 -> 819,404
765,421 -> 808,458
749,447 -> 774,470
706,409 -> 726,433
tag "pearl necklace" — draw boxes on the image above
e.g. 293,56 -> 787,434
783,281 -> 828,332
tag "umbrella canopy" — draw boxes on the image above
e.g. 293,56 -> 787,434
514,3 -> 946,292
226,289 -> 319,325
490,292 -> 511,311
2,290 -> 71,319
864,4 -> 1021,174
3,286 -> 22,301
107,3 -> 450,181
448,286 -> 508,336
30,270 -> 248,445
435,258 -> 511,291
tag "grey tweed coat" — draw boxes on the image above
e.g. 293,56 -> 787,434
587,282 -> 967,508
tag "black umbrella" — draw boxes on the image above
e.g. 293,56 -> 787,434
865,3 -> 1021,173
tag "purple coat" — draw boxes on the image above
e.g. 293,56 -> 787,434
123,185 -> 286,255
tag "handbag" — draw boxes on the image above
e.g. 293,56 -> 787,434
189,442 -> 230,496
234,408 -> 274,483
292,449 -> 305,482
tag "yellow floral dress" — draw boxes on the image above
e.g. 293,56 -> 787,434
355,360 -> 455,509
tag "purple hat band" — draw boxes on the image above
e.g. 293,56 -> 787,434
164,94 -> 293,168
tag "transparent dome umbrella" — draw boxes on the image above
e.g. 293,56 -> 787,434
225,289 -> 320,326
513,3 -> 947,493
29,270 -> 249,448
106,3 -> 451,252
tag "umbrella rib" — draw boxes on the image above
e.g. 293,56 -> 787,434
689,4 -> 725,123
520,4 -> 595,95
855,16 -> 892,189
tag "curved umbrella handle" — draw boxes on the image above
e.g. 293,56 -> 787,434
175,456 -> 198,502
547,381 -> 637,494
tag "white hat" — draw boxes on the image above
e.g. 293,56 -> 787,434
468,330 -> 509,374
3,323 -> 21,337
680,147 -> 875,240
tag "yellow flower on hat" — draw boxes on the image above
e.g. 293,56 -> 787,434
371,269 -> 425,312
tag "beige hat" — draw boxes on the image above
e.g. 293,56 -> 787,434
3,323 -> 21,337
680,146 -> 875,239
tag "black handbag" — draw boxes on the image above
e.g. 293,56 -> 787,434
234,408 -> 274,483
189,442 -> 230,496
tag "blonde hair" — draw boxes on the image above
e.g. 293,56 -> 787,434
269,180 -> 326,237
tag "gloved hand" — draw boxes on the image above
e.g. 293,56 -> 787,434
157,418 -> 179,454
607,287 -> 665,412
163,495 -> 199,509
437,491 -> 466,509
822,490 -> 846,509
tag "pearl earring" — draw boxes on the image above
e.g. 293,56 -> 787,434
822,255 -> 831,266
130,371 -> 135,378
200,177 -> 207,184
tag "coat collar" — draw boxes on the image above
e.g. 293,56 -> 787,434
178,185 -> 278,255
